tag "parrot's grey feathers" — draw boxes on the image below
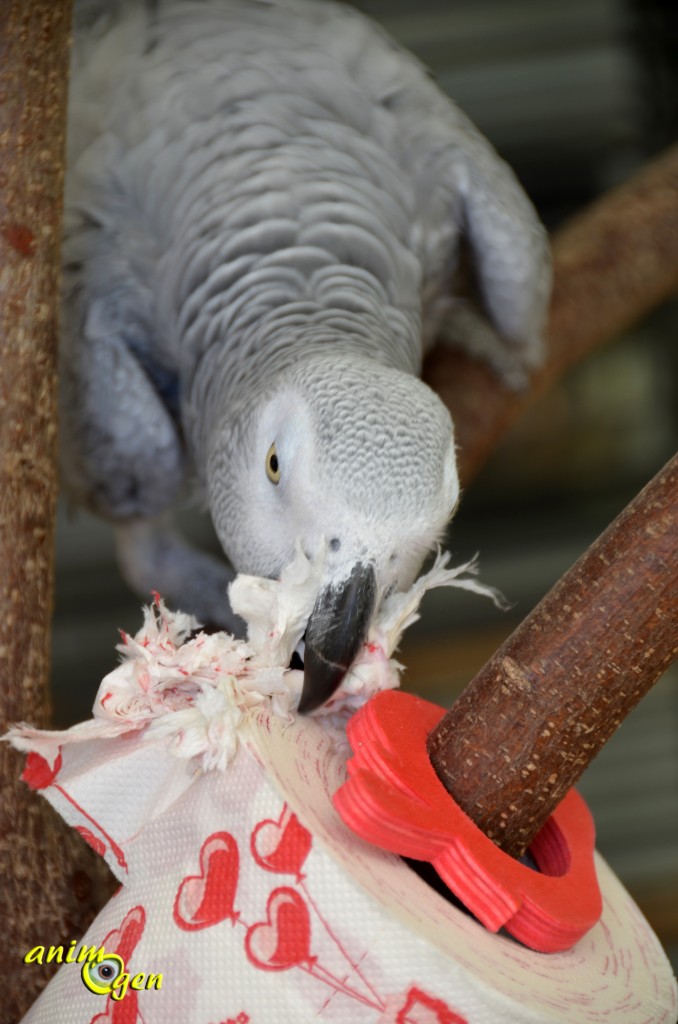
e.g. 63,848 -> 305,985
451,140 -> 551,369
63,0 -> 551,691
115,517 -> 244,634
59,287 -> 185,521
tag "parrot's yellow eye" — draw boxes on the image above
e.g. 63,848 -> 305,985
265,442 -> 281,484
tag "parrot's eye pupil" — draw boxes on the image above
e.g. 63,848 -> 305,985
265,443 -> 281,484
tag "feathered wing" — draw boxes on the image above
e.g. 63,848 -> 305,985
324,1 -> 552,369
440,116 -> 552,370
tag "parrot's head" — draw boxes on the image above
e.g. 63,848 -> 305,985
207,351 -> 459,712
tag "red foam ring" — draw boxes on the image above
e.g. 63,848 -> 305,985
335,690 -> 603,953
531,816 -> 570,878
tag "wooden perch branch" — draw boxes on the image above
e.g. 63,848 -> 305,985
425,144 -> 678,485
423,146 -> 678,863
427,452 -> 678,861
0,4 -> 113,1019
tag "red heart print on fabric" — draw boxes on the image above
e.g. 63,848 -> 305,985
251,804 -> 312,880
396,986 -> 468,1024
88,906 -> 146,1024
88,992 -> 140,1024
245,887 -> 315,971
101,905 -> 146,962
174,831 -> 240,931
21,750 -> 62,790
23,754 -> 128,871
76,826 -> 107,857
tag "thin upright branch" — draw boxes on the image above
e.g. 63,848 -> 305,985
0,4 -> 113,1020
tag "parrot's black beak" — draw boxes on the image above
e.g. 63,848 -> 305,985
298,562 -> 377,714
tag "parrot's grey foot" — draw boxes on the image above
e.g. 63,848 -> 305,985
438,303 -> 543,389
115,518 -> 245,635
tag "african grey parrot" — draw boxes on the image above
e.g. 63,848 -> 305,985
60,0 -> 551,712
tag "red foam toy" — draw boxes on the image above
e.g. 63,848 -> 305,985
334,690 -> 602,953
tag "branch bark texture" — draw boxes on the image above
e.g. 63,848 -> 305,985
427,453 -> 678,860
0,4 -> 113,1020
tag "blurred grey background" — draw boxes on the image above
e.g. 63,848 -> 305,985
52,0 -> 678,971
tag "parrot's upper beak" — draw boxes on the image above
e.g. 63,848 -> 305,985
298,562 -> 377,714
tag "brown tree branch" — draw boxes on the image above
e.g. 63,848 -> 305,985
0,4 -> 114,1020
425,144 -> 678,486
427,452 -> 678,860
423,149 -> 678,864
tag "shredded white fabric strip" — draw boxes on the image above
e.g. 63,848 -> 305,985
8,548 -> 503,770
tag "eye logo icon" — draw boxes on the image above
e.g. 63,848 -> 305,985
79,950 -> 163,1001
82,954 -> 125,995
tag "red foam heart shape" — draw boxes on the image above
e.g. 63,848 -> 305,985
245,887 -> 314,971
174,831 -> 240,931
251,805 -> 312,879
